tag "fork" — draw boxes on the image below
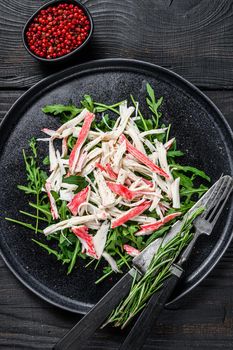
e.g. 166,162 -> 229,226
119,175 -> 233,350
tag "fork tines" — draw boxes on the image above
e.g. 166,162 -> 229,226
201,175 -> 233,224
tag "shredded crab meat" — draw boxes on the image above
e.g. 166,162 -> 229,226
83,135 -> 103,153
69,111 -> 95,174
164,137 -> 175,150
54,108 -> 89,138
171,177 -> 181,208
59,189 -> 75,202
94,169 -> 116,207
61,183 -> 78,191
106,103 -> 134,140
120,134 -> 169,178
112,140 -> 126,172
101,142 -> 110,164
155,139 -> 173,180
135,212 -> 182,236
49,139 -> 57,172
102,251 -> 120,272
140,137 -> 157,153
119,198 -> 146,207
149,188 -> 162,212
81,156 -> 101,176
78,201 -> 100,217
44,212 -> 109,236
116,168 -> 128,184
123,158 -> 153,177
75,150 -> 88,173
156,204 -> 164,221
72,226 -> 98,258
126,121 -> 146,154
111,201 -> 151,228
83,148 -> 102,167
41,128 -> 57,137
67,186 -> 90,216
140,128 -> 168,137
40,99 -> 184,274
93,220 -> 110,258
45,182 -> 59,220
123,244 -> 140,257
153,174 -> 171,198
73,127 -> 103,140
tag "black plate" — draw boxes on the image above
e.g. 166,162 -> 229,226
0,59 -> 232,314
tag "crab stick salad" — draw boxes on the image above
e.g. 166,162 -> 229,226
9,84 -> 210,278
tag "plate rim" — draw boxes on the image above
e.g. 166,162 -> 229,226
0,58 -> 233,314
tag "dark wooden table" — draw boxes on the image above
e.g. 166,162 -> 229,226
1,0 -> 233,349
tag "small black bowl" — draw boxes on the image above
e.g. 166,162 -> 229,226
22,0 -> 94,64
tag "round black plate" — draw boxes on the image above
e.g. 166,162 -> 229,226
0,59 -> 232,314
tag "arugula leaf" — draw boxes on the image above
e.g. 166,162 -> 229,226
173,171 -> 193,188
81,95 -> 94,112
171,164 -> 210,182
42,104 -> 81,117
67,239 -> 80,274
167,150 -> 184,158
180,184 -> 209,198
32,239 -> 70,263
43,156 -> 50,165
92,114 -> 116,132
146,83 -> 163,128
62,175 -> 88,191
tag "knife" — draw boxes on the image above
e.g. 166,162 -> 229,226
54,175 -> 232,350
119,174 -> 233,350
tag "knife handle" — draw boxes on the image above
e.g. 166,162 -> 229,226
119,264 -> 183,350
53,269 -> 135,350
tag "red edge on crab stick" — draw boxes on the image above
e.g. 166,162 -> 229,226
106,182 -> 134,200
119,134 -> 169,179
96,163 -> 118,180
106,163 -> 118,179
71,226 -> 97,258
69,111 -> 95,174
111,201 -> 151,228
135,212 -> 182,236
123,244 -> 140,257
45,182 -> 59,220
67,186 -> 90,216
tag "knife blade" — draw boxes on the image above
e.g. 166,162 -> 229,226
54,176 -> 225,350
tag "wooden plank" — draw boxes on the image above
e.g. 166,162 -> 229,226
1,0 -> 233,88
0,90 -> 22,121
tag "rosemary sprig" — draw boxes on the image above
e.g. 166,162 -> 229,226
105,207 -> 204,328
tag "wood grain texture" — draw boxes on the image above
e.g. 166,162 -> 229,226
1,0 -> 233,88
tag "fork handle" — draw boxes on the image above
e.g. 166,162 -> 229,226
119,264 -> 183,350
54,269 -> 135,350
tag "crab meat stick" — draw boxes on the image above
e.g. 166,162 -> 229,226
45,182 -> 59,220
123,244 -> 140,257
94,169 -> 116,207
111,201 -> 151,228
135,212 -> 182,236
72,226 -> 97,258
69,110 -> 95,174
67,186 -> 90,216
119,135 -> 169,178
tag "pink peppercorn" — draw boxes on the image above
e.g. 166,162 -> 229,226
26,2 -> 91,59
